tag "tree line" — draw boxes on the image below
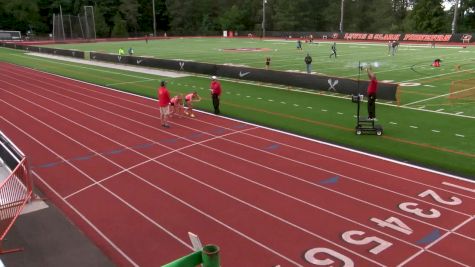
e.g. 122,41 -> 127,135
0,0 -> 473,38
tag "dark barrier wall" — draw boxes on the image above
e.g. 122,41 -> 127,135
90,52 -> 398,101
1,43 -> 399,101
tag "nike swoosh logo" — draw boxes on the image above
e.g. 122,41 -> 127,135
137,59 -> 143,64
239,71 -> 250,77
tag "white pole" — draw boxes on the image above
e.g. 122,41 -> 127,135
451,0 -> 460,34
339,0 -> 345,33
60,5 -> 66,40
262,0 -> 266,38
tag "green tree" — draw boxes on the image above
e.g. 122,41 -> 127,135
406,0 -> 446,33
111,12 -> 128,37
94,5 -> 110,37
119,0 -> 139,34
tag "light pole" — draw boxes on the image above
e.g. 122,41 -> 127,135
339,0 -> 345,33
451,0 -> 459,34
152,0 -> 157,36
262,0 -> 267,38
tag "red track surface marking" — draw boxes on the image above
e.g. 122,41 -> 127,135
0,62 -> 474,266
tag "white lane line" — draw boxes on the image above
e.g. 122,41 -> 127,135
455,134 -> 465,138
436,109 -> 444,112
390,122 -> 398,125
280,101 -> 286,104
442,182 -> 475,193
455,112 -> 464,115
337,112 -> 343,115
307,107 -> 312,109
431,130 -> 440,133
321,109 -> 327,112
410,126 -> 418,129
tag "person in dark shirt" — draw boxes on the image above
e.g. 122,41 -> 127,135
304,53 -> 312,74
330,42 -> 337,58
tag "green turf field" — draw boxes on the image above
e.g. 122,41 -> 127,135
1,37 -> 474,178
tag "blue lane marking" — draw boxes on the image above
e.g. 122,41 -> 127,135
32,141 -> 158,169
416,229 -> 441,244
212,127 -> 226,134
161,138 -> 179,143
319,176 -> 340,185
103,148 -> 127,155
132,143 -> 154,149
71,153 -> 95,161
233,124 -> 247,129
189,132 -> 204,139
36,161 -> 63,169
264,144 -> 280,151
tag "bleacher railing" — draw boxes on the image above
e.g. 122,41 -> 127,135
0,130 -> 33,254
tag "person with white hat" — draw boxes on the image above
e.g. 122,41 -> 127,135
210,76 -> 222,114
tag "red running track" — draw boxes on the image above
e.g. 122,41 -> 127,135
0,62 -> 474,266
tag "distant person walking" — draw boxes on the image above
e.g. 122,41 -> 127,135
296,39 -> 302,50
118,47 -> 125,56
210,76 -> 222,114
366,67 -> 378,120
158,81 -> 171,128
330,42 -> 337,58
265,56 -> 271,70
128,47 -> 134,55
304,53 -> 313,74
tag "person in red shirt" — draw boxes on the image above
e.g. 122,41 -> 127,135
210,76 -> 222,114
157,81 -> 171,128
366,67 -> 378,120
184,91 -> 201,117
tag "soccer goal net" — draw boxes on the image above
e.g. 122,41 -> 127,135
0,31 -> 21,41
52,6 -> 95,41
448,79 -> 475,100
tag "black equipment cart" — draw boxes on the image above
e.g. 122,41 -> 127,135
351,94 -> 383,136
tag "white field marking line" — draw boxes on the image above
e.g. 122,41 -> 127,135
6,64 -> 475,193
31,171 -> 140,267
8,66 -> 475,204
1,106 -> 378,266
105,78 -> 155,87
432,130 -> 440,133
0,75 -> 452,262
455,134 -> 465,138
396,216 -> 474,267
402,86 -> 475,107
15,51 -> 475,119
0,117 -> 179,266
0,91 -> 303,266
390,122 -> 398,125
181,140 -> 475,255
0,99 -> 195,247
64,127 -> 255,199
442,182 -> 475,193
410,125 -> 419,129
455,111 -> 464,115
0,80 -> 254,198
1,118 -> 301,266
6,64 -> 473,184
7,78 -> 472,250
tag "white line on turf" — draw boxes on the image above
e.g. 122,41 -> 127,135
390,122 -> 398,125
431,130 -> 440,133
410,126 -> 418,128
455,134 -> 465,138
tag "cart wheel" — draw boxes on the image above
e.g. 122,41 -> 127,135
376,130 -> 383,136
356,129 -> 362,135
